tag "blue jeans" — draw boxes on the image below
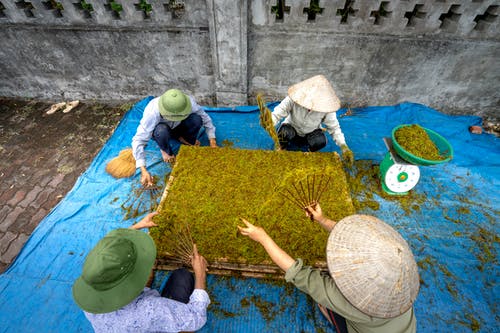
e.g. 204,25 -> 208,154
160,268 -> 195,304
152,113 -> 202,155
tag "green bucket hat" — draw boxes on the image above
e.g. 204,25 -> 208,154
72,229 -> 156,314
158,89 -> 192,121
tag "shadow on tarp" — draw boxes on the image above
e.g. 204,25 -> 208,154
0,97 -> 498,332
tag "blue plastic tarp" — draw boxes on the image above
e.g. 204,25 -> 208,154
0,97 -> 498,332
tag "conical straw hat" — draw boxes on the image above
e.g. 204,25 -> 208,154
287,75 -> 340,113
326,215 -> 420,318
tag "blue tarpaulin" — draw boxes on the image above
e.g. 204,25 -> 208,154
0,97 -> 498,332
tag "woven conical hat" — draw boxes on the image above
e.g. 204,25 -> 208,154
326,215 -> 420,318
287,75 -> 340,113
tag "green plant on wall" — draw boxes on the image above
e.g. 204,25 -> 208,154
108,0 -> 123,14
151,146 -> 354,271
137,0 -> 152,16
271,0 -> 290,20
303,0 -> 323,21
79,0 -> 93,12
336,0 -> 356,24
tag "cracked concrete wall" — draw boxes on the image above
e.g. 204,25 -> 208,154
0,0 -> 498,120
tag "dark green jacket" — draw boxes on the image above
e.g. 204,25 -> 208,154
285,259 -> 416,333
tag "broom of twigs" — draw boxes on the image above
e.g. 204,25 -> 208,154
257,93 -> 280,150
106,148 -> 136,178
164,223 -> 195,266
121,179 -> 162,220
275,168 -> 332,216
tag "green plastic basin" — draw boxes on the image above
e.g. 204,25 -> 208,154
391,124 -> 453,166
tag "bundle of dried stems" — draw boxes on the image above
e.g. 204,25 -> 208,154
164,223 -> 194,266
257,94 -> 280,150
277,172 -> 332,213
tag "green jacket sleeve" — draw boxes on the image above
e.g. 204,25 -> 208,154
285,259 -> 371,322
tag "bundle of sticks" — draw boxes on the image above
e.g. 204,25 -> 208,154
163,223 -> 195,267
276,168 -> 332,215
121,181 -> 162,220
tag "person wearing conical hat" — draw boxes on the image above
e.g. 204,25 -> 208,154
238,203 -> 419,333
132,89 -> 218,187
72,212 -> 211,332
271,75 -> 353,165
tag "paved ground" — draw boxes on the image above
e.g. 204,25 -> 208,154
0,97 -> 134,273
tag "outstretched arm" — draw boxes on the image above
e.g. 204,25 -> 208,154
238,218 -> 295,272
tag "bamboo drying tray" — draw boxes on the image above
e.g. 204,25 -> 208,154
151,146 -> 354,278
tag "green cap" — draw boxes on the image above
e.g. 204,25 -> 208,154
72,229 -> 156,314
158,89 -> 192,121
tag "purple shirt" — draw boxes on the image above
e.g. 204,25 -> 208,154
84,288 -> 210,333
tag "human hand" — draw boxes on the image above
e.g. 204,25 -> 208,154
140,168 -> 154,187
191,244 -> 208,276
341,144 -> 354,168
237,218 -> 269,244
130,212 -> 158,230
209,138 -> 218,148
305,202 -> 325,223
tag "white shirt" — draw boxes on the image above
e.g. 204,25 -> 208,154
132,96 -> 216,168
271,96 -> 346,147
84,288 -> 210,333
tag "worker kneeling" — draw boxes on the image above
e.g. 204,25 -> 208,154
272,75 -> 353,166
238,203 -> 420,333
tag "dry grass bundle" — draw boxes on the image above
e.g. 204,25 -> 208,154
275,167 -> 332,214
121,179 -> 162,219
105,148 -> 136,178
257,94 -> 280,150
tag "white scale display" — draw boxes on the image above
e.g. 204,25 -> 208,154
380,138 -> 421,195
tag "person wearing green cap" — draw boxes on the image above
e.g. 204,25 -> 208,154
132,89 -> 218,186
72,212 -> 210,332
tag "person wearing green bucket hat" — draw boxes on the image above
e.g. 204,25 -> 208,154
72,212 -> 210,332
132,89 -> 218,186
238,202 -> 419,333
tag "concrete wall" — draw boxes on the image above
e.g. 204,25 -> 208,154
0,0 -> 498,120
0,0 -> 216,104
248,0 -> 500,119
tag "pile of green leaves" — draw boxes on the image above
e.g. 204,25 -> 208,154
151,146 -> 354,267
395,124 -> 445,161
